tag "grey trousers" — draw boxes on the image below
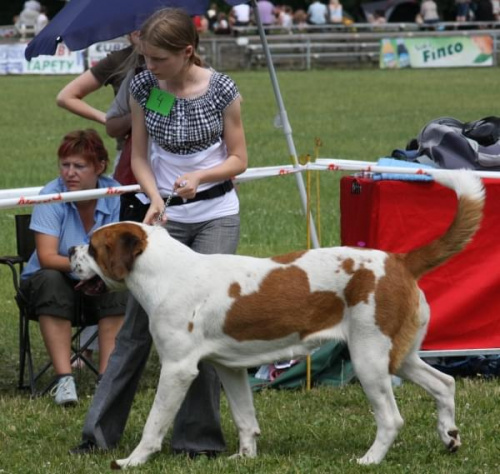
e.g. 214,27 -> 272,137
81,215 -> 240,452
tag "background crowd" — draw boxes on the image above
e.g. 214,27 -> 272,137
5,0 -> 500,42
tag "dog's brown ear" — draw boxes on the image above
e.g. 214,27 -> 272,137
106,230 -> 146,281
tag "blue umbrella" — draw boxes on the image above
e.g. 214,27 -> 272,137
25,0 -> 245,60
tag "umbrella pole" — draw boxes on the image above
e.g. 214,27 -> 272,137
250,0 -> 319,249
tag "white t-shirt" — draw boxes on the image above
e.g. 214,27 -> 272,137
233,4 -> 251,23
149,140 -> 239,224
308,1 -> 328,25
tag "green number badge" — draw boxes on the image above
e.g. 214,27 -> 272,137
146,88 -> 175,116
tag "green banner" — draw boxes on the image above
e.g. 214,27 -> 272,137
380,36 -> 494,69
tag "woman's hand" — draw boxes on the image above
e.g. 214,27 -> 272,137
143,196 -> 167,225
174,171 -> 202,199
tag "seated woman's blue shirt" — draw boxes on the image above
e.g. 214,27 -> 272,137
21,175 -> 121,280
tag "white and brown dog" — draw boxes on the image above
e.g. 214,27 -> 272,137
69,170 -> 484,469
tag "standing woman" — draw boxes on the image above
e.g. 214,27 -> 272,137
129,7 -> 247,455
131,8 -> 247,226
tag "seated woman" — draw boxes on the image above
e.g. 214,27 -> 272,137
20,129 -> 126,406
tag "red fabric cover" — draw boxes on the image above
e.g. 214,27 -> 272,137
340,176 -> 500,351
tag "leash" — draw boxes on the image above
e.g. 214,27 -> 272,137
155,179 -> 187,225
155,194 -> 172,225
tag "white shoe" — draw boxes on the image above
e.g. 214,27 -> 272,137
51,375 -> 78,406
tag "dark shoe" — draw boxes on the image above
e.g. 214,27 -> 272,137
69,440 -> 99,455
173,449 -> 220,459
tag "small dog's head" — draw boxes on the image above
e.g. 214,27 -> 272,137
70,222 -> 148,292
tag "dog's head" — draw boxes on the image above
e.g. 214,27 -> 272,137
70,222 -> 148,293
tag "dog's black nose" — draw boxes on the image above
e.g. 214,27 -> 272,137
68,246 -> 76,257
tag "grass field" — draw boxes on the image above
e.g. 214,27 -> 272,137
0,68 -> 500,473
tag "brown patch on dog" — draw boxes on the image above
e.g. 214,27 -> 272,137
224,266 -> 344,341
91,223 -> 148,281
271,250 -> 307,265
229,282 -> 241,298
375,255 -> 421,374
344,267 -> 376,307
341,258 -> 355,275
187,322 -> 194,333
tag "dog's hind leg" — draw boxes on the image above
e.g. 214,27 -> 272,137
212,363 -> 260,458
397,352 -> 460,453
350,337 -> 404,465
112,361 -> 199,470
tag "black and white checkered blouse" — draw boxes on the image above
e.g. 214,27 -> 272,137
130,69 -> 240,155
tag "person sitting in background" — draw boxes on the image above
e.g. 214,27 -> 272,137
307,0 -> 329,26
20,129 -> 126,406
492,0 -> 500,20
230,2 -> 252,27
276,4 -> 294,31
417,0 -> 440,26
455,0 -> 471,22
35,5 -> 49,35
214,12 -> 232,35
15,1 -> 41,37
23,0 -> 41,11
293,8 -> 308,30
257,0 -> 276,27
192,14 -> 209,33
205,3 -> 219,32
328,0 -> 343,24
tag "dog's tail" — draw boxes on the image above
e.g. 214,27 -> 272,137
403,170 -> 485,279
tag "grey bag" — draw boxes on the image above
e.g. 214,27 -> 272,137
416,117 -> 500,170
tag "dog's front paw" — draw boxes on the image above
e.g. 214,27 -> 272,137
228,449 -> 257,460
446,429 -> 461,453
357,451 -> 383,465
111,457 -> 145,470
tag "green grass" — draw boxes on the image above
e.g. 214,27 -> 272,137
1,68 -> 500,473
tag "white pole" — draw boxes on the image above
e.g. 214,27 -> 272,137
250,0 -> 320,249
0,184 -> 140,210
3,160 -> 499,210
0,187 -> 42,199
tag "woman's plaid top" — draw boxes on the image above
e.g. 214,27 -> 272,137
130,69 -> 240,155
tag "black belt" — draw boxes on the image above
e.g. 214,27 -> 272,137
165,180 -> 234,207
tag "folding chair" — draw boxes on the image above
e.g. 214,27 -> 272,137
0,214 -> 99,396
